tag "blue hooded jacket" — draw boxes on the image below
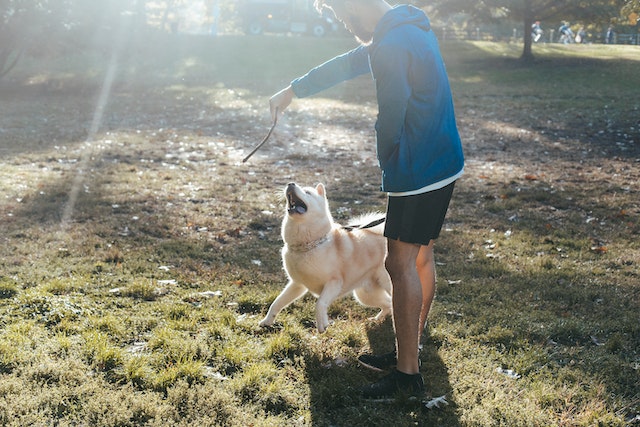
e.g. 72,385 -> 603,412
291,5 -> 464,194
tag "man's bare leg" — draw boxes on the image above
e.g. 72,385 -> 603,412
417,241 -> 436,339
385,239 -> 422,374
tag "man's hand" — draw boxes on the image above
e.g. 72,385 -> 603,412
269,86 -> 294,121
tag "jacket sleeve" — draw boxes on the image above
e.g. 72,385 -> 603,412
290,45 -> 371,98
371,43 -> 411,167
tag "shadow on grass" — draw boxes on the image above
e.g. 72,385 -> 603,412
301,317 -> 461,426
3,36 -> 639,163
435,228 -> 640,404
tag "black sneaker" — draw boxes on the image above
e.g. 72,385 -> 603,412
361,369 -> 425,402
357,350 -> 397,372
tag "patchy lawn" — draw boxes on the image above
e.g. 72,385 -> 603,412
0,35 -> 638,426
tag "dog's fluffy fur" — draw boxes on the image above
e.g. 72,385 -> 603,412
259,183 -> 392,332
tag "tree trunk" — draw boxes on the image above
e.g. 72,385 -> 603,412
521,0 -> 535,62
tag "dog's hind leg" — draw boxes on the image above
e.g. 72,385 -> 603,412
353,269 -> 392,320
374,267 -> 392,294
353,286 -> 392,320
259,281 -> 307,328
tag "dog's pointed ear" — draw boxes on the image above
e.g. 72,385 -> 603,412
315,183 -> 326,197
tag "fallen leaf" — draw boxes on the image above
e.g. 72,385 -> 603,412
198,290 -> 223,298
496,367 -> 521,379
590,246 -> 608,254
424,395 -> 449,409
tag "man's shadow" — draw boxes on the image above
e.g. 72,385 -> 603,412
364,317 -> 461,425
304,315 -> 461,426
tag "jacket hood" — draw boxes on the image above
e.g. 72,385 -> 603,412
372,5 -> 431,43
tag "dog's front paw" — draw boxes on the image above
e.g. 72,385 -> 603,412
316,314 -> 331,333
258,317 -> 274,328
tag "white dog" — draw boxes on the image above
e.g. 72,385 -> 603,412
259,183 -> 392,332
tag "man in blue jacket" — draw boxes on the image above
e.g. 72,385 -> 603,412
269,0 -> 464,401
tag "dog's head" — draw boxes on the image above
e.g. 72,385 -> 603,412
283,182 -> 331,227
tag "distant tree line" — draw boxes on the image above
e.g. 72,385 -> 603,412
414,0 -> 636,60
1,0 -> 638,79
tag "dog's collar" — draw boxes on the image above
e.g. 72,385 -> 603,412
286,235 -> 330,253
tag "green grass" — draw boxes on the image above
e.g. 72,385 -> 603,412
0,34 -> 638,426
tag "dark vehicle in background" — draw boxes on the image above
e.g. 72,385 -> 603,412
241,0 -> 338,36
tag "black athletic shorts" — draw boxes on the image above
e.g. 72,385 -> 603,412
383,182 -> 456,246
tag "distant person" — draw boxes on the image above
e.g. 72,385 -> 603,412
558,22 -> 573,44
606,26 -> 615,44
531,21 -> 543,43
167,8 -> 179,34
575,27 -> 586,43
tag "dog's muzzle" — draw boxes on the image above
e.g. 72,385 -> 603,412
286,183 -> 307,215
